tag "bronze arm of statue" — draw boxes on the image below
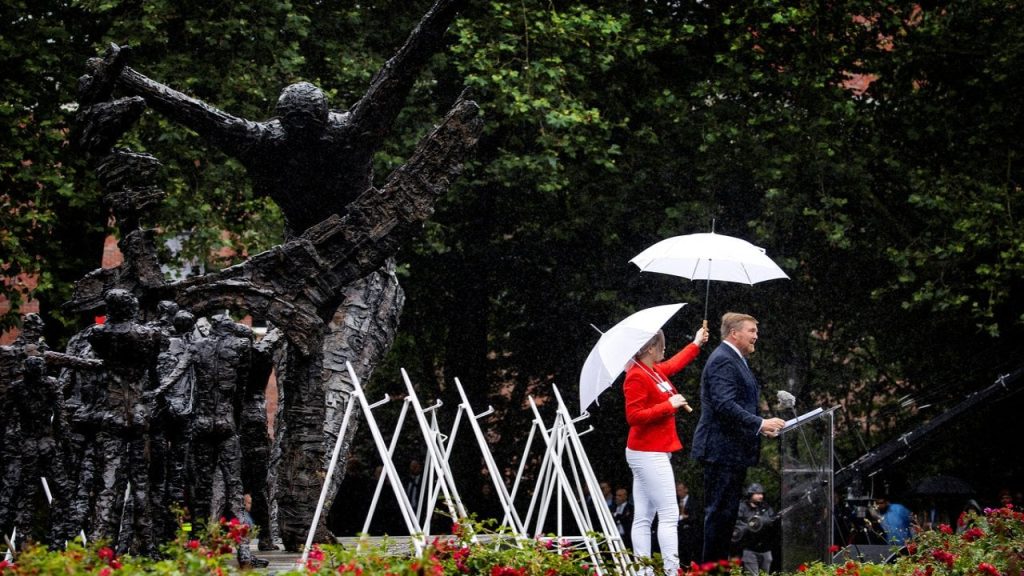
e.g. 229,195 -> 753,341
347,0 -> 467,141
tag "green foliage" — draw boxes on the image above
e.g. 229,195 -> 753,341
0,515 -> 249,575
5,0 -> 1024,495
0,0 -> 103,332
4,508 -> 1023,575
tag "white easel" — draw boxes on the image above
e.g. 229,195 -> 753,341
301,368 -> 635,574
510,384 -> 634,575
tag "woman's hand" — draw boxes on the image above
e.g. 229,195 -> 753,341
692,327 -> 709,347
669,393 -> 693,412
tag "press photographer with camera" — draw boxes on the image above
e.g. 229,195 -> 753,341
733,483 -> 777,575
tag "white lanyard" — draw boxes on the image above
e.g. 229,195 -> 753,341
636,361 -> 673,394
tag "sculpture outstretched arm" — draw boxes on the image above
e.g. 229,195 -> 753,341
118,64 -> 263,160
347,0 -> 466,140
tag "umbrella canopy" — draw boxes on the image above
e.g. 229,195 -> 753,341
629,232 -> 788,320
912,475 -> 975,497
579,302 -> 685,414
630,232 -> 789,285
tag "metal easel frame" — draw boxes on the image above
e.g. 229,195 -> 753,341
512,384 -> 634,575
302,367 -> 635,574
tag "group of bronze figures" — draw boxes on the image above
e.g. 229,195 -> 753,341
0,302 -> 280,555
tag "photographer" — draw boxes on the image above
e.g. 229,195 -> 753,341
734,483 -> 776,575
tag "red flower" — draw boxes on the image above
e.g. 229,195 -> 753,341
906,542 -> 917,555
98,546 -> 115,561
798,564 -> 808,572
453,546 -> 471,573
978,562 -> 1001,576
99,568 -> 112,576
337,561 -> 363,574
110,560 -> 122,569
938,524 -> 953,534
187,539 -> 200,550
829,544 -> 840,553
930,549 -> 955,569
961,527 -> 985,542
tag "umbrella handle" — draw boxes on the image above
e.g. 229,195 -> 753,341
679,395 -> 694,413
702,319 -> 708,333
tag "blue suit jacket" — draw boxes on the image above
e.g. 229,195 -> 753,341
690,342 -> 763,468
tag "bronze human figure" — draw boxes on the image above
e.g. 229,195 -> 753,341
87,289 -> 166,554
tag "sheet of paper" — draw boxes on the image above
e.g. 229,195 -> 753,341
782,407 -> 824,431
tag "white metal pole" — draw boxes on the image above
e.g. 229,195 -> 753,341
346,362 -> 424,553
361,397 -> 410,535
454,377 -> 526,536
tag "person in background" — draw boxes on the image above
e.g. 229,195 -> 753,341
585,480 -> 614,526
956,499 -> 982,533
735,483 -> 776,575
677,482 -> 700,566
612,487 -> 635,549
691,313 -> 786,562
236,493 -> 269,568
997,488 -> 1015,509
872,494 -> 915,548
601,481 -> 615,509
624,324 -> 708,574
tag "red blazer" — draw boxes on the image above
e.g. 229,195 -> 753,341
624,343 -> 701,452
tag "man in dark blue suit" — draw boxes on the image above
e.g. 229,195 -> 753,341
691,313 -> 786,562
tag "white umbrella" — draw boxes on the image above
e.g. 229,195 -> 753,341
579,302 -> 685,414
629,232 -> 788,322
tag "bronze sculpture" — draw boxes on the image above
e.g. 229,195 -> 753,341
49,0 -> 480,550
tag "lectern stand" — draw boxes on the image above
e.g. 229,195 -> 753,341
779,406 -> 838,571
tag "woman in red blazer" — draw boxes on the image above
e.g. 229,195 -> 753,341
624,325 -> 708,574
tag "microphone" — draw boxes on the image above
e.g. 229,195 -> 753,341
776,390 -> 796,410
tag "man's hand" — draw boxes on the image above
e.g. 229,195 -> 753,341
759,417 -> 786,437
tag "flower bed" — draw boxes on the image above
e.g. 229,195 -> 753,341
799,506 -> 1024,576
1,507 -> 1021,575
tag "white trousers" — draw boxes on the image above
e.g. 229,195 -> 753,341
626,448 -> 679,574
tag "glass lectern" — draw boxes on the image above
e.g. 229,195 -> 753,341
779,407 -> 837,571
